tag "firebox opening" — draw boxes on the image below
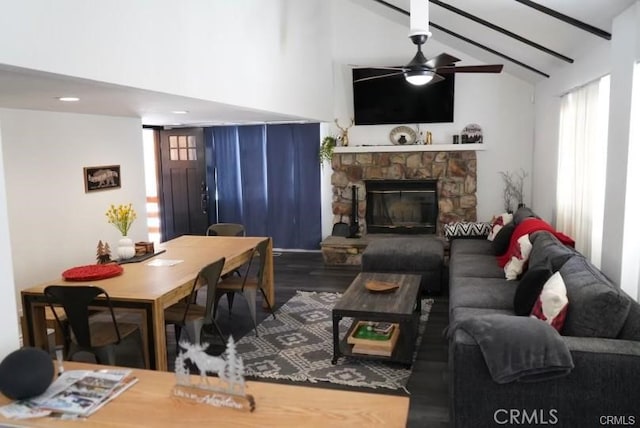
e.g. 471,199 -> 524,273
365,180 -> 438,234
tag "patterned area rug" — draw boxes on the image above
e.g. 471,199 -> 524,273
235,291 -> 434,391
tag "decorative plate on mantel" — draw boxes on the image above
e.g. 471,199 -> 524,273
389,126 -> 417,145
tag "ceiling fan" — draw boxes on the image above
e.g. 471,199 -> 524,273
354,0 -> 503,86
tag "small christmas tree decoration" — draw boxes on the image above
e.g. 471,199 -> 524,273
173,337 -> 254,412
96,240 -> 112,264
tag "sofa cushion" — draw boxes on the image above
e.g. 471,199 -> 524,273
449,277 -> 517,311
530,271 -> 569,332
492,222 -> 515,256
450,239 -> 494,257
559,256 -> 631,338
528,231 -> 578,272
513,267 -> 553,316
450,254 -> 505,278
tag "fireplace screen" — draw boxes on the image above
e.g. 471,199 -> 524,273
365,180 -> 438,234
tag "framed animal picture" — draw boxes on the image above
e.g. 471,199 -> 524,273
84,165 -> 121,192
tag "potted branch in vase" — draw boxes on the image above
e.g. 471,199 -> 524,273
499,169 -> 528,213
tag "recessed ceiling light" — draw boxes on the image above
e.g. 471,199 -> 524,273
172,110 -> 188,114
57,97 -> 80,102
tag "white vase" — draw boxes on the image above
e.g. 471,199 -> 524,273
117,237 -> 135,260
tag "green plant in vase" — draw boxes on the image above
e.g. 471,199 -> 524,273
319,135 -> 337,166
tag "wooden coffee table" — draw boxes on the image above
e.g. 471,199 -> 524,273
331,272 -> 422,366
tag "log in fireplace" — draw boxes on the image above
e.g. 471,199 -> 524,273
365,180 -> 438,234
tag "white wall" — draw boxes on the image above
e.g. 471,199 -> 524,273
610,2 -> 640,300
0,0 -> 333,122
0,118 -> 20,359
321,0 -> 535,238
0,109 -> 147,310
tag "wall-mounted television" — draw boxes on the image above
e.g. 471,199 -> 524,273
352,68 -> 455,125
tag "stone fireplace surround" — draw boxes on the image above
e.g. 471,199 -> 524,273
330,150 -> 478,236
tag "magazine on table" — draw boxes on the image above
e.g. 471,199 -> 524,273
0,369 -> 138,419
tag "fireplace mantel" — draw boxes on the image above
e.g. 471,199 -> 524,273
334,144 -> 485,153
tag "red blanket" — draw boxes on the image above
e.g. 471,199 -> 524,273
496,219 -> 575,267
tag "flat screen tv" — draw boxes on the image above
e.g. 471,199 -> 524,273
352,68 -> 455,125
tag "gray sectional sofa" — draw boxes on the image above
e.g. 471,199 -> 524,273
448,211 -> 640,427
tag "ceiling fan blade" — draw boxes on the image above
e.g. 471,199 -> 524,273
425,53 -> 461,69
354,71 -> 406,83
429,73 -> 446,85
437,64 -> 504,73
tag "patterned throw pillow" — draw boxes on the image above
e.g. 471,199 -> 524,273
504,234 -> 533,280
487,213 -> 513,241
444,222 -> 491,240
530,271 -> 569,332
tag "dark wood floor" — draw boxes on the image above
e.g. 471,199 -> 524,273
119,251 -> 450,427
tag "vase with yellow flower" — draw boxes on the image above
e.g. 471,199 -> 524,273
106,203 -> 137,260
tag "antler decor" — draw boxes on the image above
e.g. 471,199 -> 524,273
335,118 -> 354,147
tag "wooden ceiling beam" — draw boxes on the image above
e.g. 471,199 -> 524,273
430,0 -> 573,63
429,22 -> 550,78
514,0 -> 611,40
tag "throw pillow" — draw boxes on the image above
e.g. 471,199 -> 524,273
504,234 -> 533,280
530,271 -> 569,332
513,267 -> 553,316
487,212 -> 513,241
444,222 -> 492,240
492,223 -> 515,256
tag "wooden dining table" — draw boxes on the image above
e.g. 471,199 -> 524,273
20,235 -> 274,371
0,361 -> 409,427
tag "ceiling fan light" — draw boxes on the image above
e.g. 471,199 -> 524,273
405,70 -> 434,86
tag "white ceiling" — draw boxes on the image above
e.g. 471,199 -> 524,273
0,0 -> 634,127
0,65 -> 303,127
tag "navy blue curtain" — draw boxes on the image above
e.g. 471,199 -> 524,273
266,124 -> 321,249
205,123 -> 321,250
207,126 -> 242,222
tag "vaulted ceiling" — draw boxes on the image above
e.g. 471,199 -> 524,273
0,0 -> 634,126
360,0 -> 636,83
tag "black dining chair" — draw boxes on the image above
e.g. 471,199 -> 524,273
206,223 -> 245,237
163,257 -> 227,351
206,223 -> 245,278
214,239 -> 275,336
44,285 -> 148,368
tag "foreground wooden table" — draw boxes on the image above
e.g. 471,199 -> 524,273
21,235 -> 275,371
0,361 -> 409,427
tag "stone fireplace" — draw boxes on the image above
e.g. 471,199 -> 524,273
331,150 -> 478,235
